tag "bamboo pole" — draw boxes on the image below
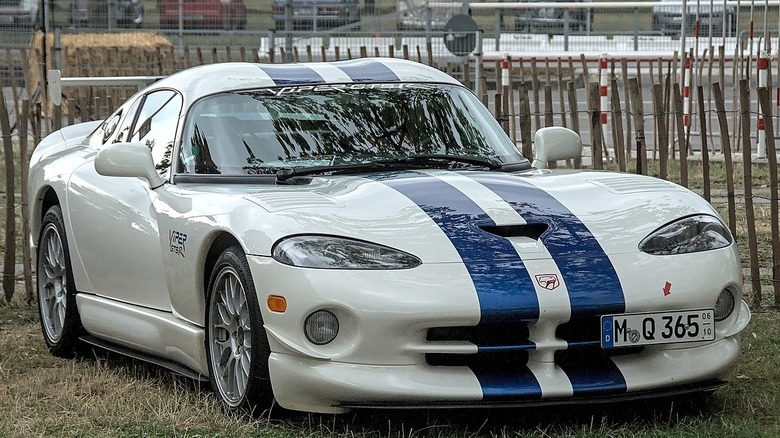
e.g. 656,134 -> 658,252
739,79 -> 762,308
757,87 -> 780,307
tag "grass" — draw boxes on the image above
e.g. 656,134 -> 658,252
2,300 -> 780,437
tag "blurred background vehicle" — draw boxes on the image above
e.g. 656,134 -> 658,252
159,0 -> 246,29
514,0 -> 593,33
396,0 -> 457,31
651,0 -> 736,36
69,0 -> 144,28
0,0 -> 38,28
272,0 -> 360,30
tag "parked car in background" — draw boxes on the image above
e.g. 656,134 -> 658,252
272,0 -> 360,30
69,0 -> 144,29
159,0 -> 246,29
0,0 -> 38,29
514,0 -> 593,33
652,0 -> 736,36
397,0 -> 456,31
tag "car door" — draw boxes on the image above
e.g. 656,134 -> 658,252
66,89 -> 182,311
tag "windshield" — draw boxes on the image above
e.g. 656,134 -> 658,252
177,83 -> 526,176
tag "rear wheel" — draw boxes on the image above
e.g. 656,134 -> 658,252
205,246 -> 273,413
37,205 -> 83,357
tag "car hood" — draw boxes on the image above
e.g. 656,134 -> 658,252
215,169 -> 719,263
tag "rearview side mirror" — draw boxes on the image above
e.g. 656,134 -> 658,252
95,142 -> 164,189
531,127 -> 583,169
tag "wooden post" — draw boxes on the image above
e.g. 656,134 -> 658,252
417,46 -> 422,63
426,42 -> 433,66
739,79 -> 762,308
621,58 -> 632,160
580,53 -> 590,92
239,46 -> 246,62
346,48 -> 352,60
628,78 -> 646,175
712,82 -> 737,238
609,78 -> 626,171
652,83 -> 668,180
531,58 -> 541,133
307,45 -> 314,62
566,81 -> 581,168
334,46 -> 341,61
697,85 -> 711,202
557,58 -> 567,128
757,87 -> 780,307
672,83 -> 688,187
321,46 -> 327,61
0,87 -> 15,304
360,46 -> 367,58
520,82 -> 532,159
402,45 -> 409,60
19,100 -> 33,304
588,82 -> 603,170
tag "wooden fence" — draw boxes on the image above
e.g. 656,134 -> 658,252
0,42 -> 778,309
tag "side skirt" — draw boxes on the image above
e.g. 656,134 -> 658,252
76,293 -> 208,377
80,335 -> 209,383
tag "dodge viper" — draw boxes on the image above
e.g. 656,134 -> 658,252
30,58 -> 750,414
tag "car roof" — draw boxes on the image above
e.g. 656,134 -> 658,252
149,58 -> 464,103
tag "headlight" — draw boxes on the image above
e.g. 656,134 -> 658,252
272,235 -> 422,269
639,215 -> 732,255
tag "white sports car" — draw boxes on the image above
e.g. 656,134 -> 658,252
30,59 -> 750,414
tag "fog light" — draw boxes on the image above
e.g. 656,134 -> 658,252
304,310 -> 339,345
714,289 -> 735,321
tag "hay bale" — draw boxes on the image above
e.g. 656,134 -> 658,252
27,30 -> 173,119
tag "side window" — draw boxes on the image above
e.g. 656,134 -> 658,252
113,97 -> 142,144
130,90 -> 183,178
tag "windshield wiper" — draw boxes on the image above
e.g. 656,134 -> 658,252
275,162 -> 399,183
274,154 -> 503,183
376,154 -> 503,170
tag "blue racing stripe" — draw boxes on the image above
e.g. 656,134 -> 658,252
256,64 -> 324,85
372,172 -> 539,323
557,351 -> 627,395
336,60 -> 400,82
477,367 -> 542,399
469,173 -> 626,317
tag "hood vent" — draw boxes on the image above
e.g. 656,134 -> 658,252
479,223 -> 548,240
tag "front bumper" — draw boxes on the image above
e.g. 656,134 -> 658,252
269,333 -> 743,413
248,248 -> 749,414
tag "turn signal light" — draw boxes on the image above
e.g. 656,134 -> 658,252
267,295 -> 287,313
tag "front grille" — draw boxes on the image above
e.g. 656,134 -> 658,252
427,322 -> 531,346
426,317 -> 643,368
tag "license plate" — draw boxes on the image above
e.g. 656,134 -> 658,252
601,309 -> 714,348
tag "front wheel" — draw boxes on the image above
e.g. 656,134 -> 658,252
37,205 -> 83,357
205,246 -> 273,413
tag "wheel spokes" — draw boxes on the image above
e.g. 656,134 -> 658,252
209,266 -> 253,405
39,226 -> 67,342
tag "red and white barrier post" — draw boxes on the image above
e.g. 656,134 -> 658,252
683,56 -> 692,137
757,50 -> 768,159
599,56 -> 608,136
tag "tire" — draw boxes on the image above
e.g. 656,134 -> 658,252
37,205 -> 83,358
205,246 -> 273,413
